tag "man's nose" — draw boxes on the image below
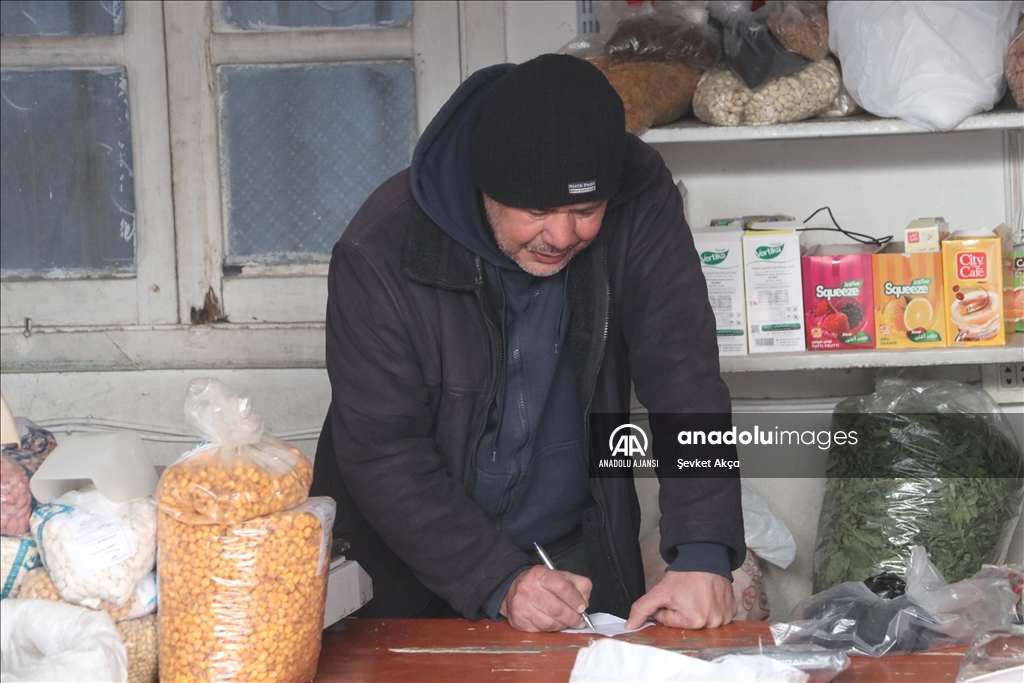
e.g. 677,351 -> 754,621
543,212 -> 576,250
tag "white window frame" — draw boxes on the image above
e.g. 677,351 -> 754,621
0,0 -> 177,328
166,0 -> 462,325
1,0 -> 470,371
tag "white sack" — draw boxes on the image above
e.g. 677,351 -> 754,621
0,598 -> 127,682
829,1 -> 1023,131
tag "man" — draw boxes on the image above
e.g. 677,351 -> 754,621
311,54 -> 744,632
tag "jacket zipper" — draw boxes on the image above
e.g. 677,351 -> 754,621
468,257 -> 503,496
582,248 -> 632,605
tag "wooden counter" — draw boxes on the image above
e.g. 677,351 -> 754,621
314,619 -> 966,683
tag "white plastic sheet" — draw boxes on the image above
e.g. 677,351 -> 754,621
828,1 -> 1023,131
0,598 -> 127,682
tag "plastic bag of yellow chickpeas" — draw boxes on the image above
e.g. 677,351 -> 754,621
157,379 -> 313,525
156,379 -> 335,683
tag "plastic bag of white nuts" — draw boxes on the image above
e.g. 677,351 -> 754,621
29,487 -> 157,609
693,57 -> 840,126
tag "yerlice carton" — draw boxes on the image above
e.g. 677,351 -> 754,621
941,224 -> 1015,346
693,226 -> 747,356
742,225 -> 805,353
872,244 -> 946,349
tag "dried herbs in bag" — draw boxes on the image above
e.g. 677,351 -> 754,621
813,380 -> 1024,592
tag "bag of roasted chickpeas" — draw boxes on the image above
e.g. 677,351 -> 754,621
156,378 -> 336,683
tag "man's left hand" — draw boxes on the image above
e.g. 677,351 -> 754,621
624,571 -> 736,630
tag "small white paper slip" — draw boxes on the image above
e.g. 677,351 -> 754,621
563,612 -> 655,637
58,513 -> 136,578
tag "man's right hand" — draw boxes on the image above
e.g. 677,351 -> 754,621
498,565 -> 593,632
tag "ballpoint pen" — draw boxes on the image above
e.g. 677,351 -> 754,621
532,541 -> 597,631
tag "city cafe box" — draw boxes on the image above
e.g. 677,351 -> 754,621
872,244 -> 946,349
941,224 -> 1015,346
802,244 -> 876,351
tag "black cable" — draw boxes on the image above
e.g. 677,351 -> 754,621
740,207 -> 893,249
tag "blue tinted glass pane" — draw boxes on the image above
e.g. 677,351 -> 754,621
0,1 -> 124,36
218,1 -> 411,30
1,69 -> 136,275
219,62 -> 415,264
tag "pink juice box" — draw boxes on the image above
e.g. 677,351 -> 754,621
802,244 -> 877,350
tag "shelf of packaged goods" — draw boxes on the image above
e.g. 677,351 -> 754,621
719,334 -> 1023,373
640,106 -> 1024,144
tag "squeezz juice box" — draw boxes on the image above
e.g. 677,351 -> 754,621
941,224 -> 1015,346
872,244 -> 946,348
742,225 -> 805,353
801,244 -> 876,350
693,226 -> 747,356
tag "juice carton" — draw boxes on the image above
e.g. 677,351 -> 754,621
742,225 -> 805,353
693,226 -> 747,356
872,244 -> 946,348
1014,243 -> 1024,332
802,244 -> 876,350
941,224 -> 1015,346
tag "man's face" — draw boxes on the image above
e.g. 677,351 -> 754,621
483,194 -> 607,277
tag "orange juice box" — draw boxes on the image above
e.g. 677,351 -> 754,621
941,224 -> 1015,346
802,244 -> 875,350
872,244 -> 946,348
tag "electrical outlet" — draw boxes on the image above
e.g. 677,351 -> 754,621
982,363 -> 1024,403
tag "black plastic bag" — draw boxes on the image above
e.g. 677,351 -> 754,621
723,9 -> 807,89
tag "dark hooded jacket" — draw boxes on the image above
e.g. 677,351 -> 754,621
312,65 -> 745,620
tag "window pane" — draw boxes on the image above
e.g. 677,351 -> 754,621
217,0 -> 411,30
0,69 -> 135,276
0,1 -> 124,36
218,62 -> 415,265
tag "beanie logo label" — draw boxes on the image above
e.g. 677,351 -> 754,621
568,180 -> 597,195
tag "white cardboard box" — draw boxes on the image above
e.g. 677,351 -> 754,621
742,225 -> 806,353
693,226 -> 747,355
323,558 -> 373,629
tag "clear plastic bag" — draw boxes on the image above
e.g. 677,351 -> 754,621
561,37 -> 701,135
698,644 -> 850,682
693,57 -> 839,126
157,378 -> 313,524
605,13 -> 722,70
18,566 -> 157,622
767,1 -> 829,62
0,535 -> 40,599
814,379 -> 1024,592
771,546 -> 1023,657
1008,16 -> 1024,109
956,626 -> 1024,682
30,488 -> 158,609
829,1 -> 1023,130
157,497 -> 335,683
117,613 -> 159,683
723,7 -> 808,89
1,453 -> 32,535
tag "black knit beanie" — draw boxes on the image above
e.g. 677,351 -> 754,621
470,54 -> 626,210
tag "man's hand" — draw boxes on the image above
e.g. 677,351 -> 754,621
499,565 -> 593,632
625,571 -> 736,630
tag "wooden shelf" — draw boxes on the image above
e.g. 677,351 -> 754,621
640,106 -> 1024,144
720,334 -> 1023,373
